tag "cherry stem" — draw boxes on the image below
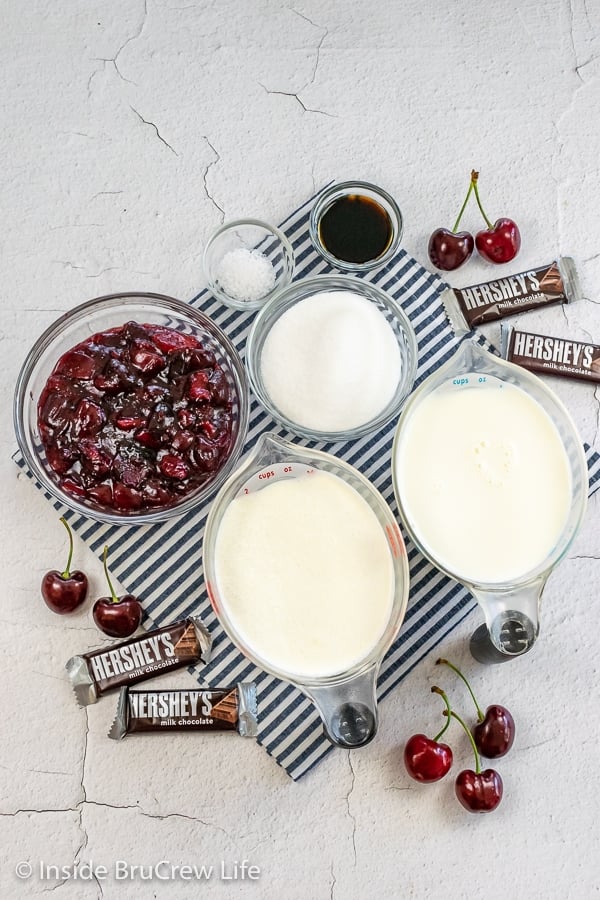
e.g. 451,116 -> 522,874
470,169 -> 494,230
59,516 -> 74,579
431,685 -> 452,741
445,709 -> 481,774
102,545 -> 119,604
451,179 -> 474,233
436,658 -> 484,722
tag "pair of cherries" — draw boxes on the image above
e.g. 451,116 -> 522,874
404,659 -> 515,813
428,170 -> 521,271
41,517 -> 142,637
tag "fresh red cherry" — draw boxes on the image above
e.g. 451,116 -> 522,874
446,706 -> 504,814
404,733 -> 453,783
471,170 -> 521,264
437,658 -> 515,759
41,517 -> 88,614
93,595 -> 141,637
475,218 -> 521,264
428,176 -> 475,271
92,545 -> 142,638
474,705 -> 515,759
428,229 -> 474,271
455,768 -> 503,813
404,686 -> 454,782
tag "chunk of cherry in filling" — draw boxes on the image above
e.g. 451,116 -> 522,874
37,322 -> 236,512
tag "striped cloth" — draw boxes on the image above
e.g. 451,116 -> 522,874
16,186 -> 600,780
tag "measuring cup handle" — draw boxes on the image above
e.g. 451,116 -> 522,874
469,623 -> 528,664
469,609 -> 539,664
469,581 -> 544,664
307,666 -> 379,749
324,702 -> 377,748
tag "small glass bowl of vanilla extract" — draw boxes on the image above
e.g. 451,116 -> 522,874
309,181 -> 403,272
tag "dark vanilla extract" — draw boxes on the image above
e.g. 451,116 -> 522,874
318,194 -> 393,264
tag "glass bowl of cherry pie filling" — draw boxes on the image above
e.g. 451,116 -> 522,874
14,292 -> 250,523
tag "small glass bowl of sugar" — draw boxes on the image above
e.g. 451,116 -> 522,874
203,219 -> 295,311
246,274 -> 418,442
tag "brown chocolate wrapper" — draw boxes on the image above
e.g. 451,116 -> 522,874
501,325 -> 600,384
108,684 -> 258,740
66,616 -> 212,707
442,258 -> 581,334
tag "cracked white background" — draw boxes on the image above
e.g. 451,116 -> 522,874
2,1 -> 600,898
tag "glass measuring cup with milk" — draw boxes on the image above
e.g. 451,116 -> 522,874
203,433 -> 410,748
392,339 -> 588,663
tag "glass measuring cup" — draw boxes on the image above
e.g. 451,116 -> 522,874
392,339 -> 588,663
203,433 -> 410,747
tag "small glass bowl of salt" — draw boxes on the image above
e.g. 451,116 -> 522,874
203,218 -> 294,311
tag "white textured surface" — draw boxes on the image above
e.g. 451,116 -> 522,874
2,2 -> 599,898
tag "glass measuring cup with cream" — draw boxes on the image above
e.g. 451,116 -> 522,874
203,434 -> 410,747
392,339 -> 588,663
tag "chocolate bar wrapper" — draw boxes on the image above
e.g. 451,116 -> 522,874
501,324 -> 600,384
442,258 -> 581,334
108,684 -> 258,740
66,616 -> 212,707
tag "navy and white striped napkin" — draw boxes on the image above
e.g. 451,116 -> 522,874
16,186 -> 600,780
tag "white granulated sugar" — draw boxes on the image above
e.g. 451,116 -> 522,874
260,290 -> 402,433
216,247 -> 276,303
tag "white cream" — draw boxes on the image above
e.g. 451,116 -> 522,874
394,378 -> 572,584
213,470 -> 394,678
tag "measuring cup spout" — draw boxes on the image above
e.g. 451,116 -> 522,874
306,666 -> 379,749
469,576 -> 545,664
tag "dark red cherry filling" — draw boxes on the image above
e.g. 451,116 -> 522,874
37,321 -> 237,513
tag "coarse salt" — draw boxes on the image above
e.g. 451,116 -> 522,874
259,290 -> 402,433
216,247 -> 276,303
